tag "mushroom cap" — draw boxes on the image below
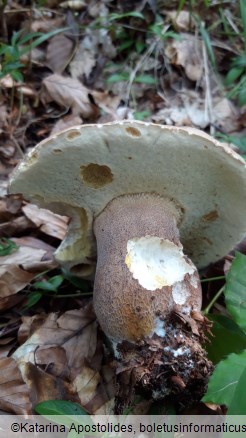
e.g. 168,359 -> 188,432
9,120 -> 246,273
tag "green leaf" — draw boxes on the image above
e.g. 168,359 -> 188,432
203,350 -> 246,407
0,43 -> 9,56
134,74 -> 156,85
11,29 -> 23,46
106,73 -> 129,83
63,272 -> 90,292
239,86 -> 246,106
135,41 -> 146,54
20,28 -> 69,55
118,40 -> 134,52
197,19 -> 216,70
49,275 -> 64,289
33,280 -> 58,292
10,69 -> 23,82
228,136 -> 246,152
0,238 -> 18,256
205,314 -> 246,363
232,54 -> 246,69
32,275 -> 63,293
225,67 -> 244,86
18,31 -> 44,45
227,365 -> 246,414
177,0 -> 187,14
109,11 -> 144,22
240,0 -> 246,47
134,110 -> 152,120
35,400 -> 88,416
25,292 -> 42,309
224,252 -> 246,332
160,31 -> 181,40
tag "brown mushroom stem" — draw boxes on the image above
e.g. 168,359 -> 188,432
93,194 -> 202,343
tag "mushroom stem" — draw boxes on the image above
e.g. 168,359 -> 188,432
93,194 -> 202,342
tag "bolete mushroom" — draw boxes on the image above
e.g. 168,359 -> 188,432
8,121 -> 246,409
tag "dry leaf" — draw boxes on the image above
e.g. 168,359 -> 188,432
69,29 -> 116,81
0,241 -> 56,310
46,34 -> 75,74
22,203 -> 69,240
168,10 -> 195,31
19,362 -> 78,408
18,314 -> 47,345
70,46 -> 96,81
50,115 -> 82,135
213,97 -> 240,132
12,236 -> 55,252
165,34 -> 203,82
94,399 -> 115,415
0,216 -> 34,237
0,357 -> 32,414
73,366 -> 100,405
13,304 -> 98,379
0,105 -> 8,132
41,73 -> 97,117
34,346 -> 69,378
31,17 -> 64,34
84,364 -> 115,413
91,90 -> 121,116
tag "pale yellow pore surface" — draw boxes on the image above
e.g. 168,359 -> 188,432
93,194 -> 202,342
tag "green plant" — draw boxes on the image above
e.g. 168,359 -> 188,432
24,271 -> 91,310
35,400 -> 88,416
0,237 -> 18,256
224,0 -> 246,105
0,27 -> 68,81
215,133 -> 246,159
25,273 -> 65,309
203,252 -> 246,414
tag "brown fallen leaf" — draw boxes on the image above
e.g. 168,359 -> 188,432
19,362 -> 78,408
46,34 -> 76,74
213,97 -> 240,133
84,364 -> 115,413
91,90 -> 121,117
165,34 -> 203,82
30,16 -> 64,33
13,304 -> 97,380
168,10 -> 195,31
12,305 -> 112,412
33,346 -> 69,378
0,105 -> 8,132
41,74 -> 98,118
0,357 -> 32,414
69,28 -> 116,82
22,204 -> 69,240
50,115 -> 82,135
18,314 -> 47,345
12,236 -> 55,253
0,216 -> 34,237
0,241 -> 56,310
73,365 -> 101,405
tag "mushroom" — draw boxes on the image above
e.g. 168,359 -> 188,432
8,121 -> 246,407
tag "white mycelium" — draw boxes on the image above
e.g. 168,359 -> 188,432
125,236 -> 195,291
172,282 -> 190,305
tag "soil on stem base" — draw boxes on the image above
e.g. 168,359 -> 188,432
114,311 -> 214,414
